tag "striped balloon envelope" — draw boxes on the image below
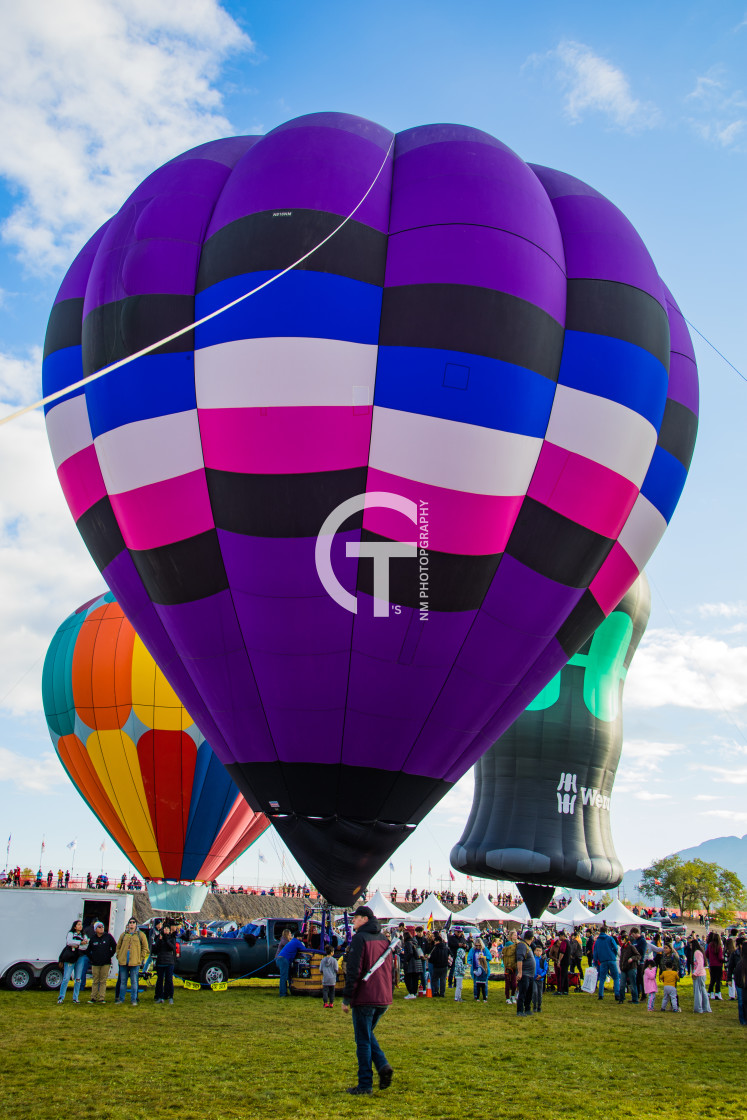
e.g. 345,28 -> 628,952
42,593 -> 269,883
42,113 -> 698,906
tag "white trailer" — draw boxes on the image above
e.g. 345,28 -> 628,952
0,888 -> 134,992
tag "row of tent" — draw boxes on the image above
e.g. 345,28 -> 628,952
367,890 -> 662,930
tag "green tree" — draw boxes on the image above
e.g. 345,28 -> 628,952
639,855 -> 698,915
690,859 -> 746,919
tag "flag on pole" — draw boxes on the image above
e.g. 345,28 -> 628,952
389,862 -> 395,872
449,870 -> 455,882
67,839 -> 77,851
258,852 -> 266,863
426,913 -> 433,930
99,841 -> 106,852
41,839 -> 46,854
428,864 -> 432,876
409,861 -> 413,875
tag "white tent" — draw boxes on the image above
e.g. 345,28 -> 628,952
405,892 -> 452,922
365,889 -> 409,919
552,897 -> 598,927
504,902 -> 557,926
595,898 -> 661,929
453,894 -> 505,922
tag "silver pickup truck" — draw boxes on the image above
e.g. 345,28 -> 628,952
174,917 -> 304,986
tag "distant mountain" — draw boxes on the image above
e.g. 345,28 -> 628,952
618,834 -> 747,903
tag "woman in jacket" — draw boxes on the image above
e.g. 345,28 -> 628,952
401,932 -> 422,999
733,941 -> 747,1026
153,921 -> 177,1004
57,919 -> 88,1004
427,932 -> 450,997
706,931 -> 724,1000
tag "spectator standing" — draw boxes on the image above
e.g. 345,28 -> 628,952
85,921 -> 117,1003
643,960 -> 659,1010
692,943 -> 712,1014
592,926 -> 621,1001
515,929 -> 536,1017
153,921 -> 177,1004
320,945 -> 339,1008
115,917 -> 148,1005
276,928 -> 305,997
401,932 -> 422,1000
618,933 -> 641,1004
341,906 -> 394,1096
660,965 -> 681,1012
532,945 -> 548,1012
706,931 -> 724,1000
502,930 -> 518,1004
57,919 -> 88,1004
428,932 -> 449,998
453,946 -> 466,1002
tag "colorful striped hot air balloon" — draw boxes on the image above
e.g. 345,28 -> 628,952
42,114 -> 698,906
42,592 -> 268,903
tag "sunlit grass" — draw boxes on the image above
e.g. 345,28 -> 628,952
1,975 -> 743,1119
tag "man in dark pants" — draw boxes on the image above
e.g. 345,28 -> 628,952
515,929 -> 536,1017
342,905 -> 394,1096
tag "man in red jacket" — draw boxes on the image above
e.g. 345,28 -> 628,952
342,905 -> 394,1096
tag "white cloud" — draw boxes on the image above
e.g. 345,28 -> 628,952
0,0 -> 252,271
634,791 -> 671,801
685,66 -> 747,150
696,601 -> 747,619
696,764 -> 747,785
535,40 -> 660,130
624,629 -> 747,711
702,808 -> 747,824
0,745 -> 67,792
0,395 -> 105,715
693,794 -> 722,801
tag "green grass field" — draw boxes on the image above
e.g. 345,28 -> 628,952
1,975 -> 744,1120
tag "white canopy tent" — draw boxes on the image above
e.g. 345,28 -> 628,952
365,889 -> 409,919
595,898 -> 661,928
552,897 -> 599,927
404,892 -> 452,922
503,902 -> 556,926
452,894 -> 505,922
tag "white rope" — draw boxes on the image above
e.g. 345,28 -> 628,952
0,134 -> 395,428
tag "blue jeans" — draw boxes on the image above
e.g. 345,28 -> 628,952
351,1005 -> 389,1090
596,960 -> 620,999
736,986 -> 746,1026
117,964 -> 140,1003
693,973 -> 711,1012
58,956 -> 87,1002
277,956 -> 290,996
620,966 -> 639,1002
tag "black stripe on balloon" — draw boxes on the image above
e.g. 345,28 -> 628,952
196,209 -> 388,292
227,759 -> 450,823
76,496 -> 126,573
356,530 -> 500,612
657,397 -> 698,470
82,295 -> 194,374
506,498 -> 615,587
129,530 -> 229,605
205,467 -> 367,537
379,283 -> 564,380
565,279 -> 670,368
44,298 -> 84,359
555,589 -> 606,658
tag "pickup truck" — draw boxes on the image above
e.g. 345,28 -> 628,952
658,917 -> 688,938
175,917 -> 306,986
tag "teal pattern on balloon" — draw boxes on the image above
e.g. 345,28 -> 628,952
451,572 -> 650,907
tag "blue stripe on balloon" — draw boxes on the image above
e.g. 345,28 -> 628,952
558,332 -> 668,429
194,270 -> 382,349
42,613 -> 85,737
86,353 -> 197,440
42,346 -> 84,414
374,345 -> 556,437
180,745 -> 235,881
639,445 -> 688,523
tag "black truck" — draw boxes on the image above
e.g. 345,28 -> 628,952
175,917 -> 305,986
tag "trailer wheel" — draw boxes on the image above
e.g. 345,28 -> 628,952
39,964 -> 64,991
198,960 -> 228,986
5,964 -> 33,991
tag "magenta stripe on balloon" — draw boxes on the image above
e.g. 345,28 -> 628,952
589,541 -> 640,615
110,470 -> 214,551
527,442 -> 639,539
363,467 -> 523,555
199,405 -> 373,474
58,444 -> 106,521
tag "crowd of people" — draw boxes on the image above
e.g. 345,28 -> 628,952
56,916 -> 180,1006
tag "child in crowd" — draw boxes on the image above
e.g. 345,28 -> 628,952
643,959 -> 659,1010
660,964 -> 681,1012
473,949 -> 489,1002
320,946 -> 339,1008
453,946 -> 466,1002
533,945 -> 548,1012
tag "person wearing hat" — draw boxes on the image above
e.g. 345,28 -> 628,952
515,929 -> 536,1017
341,905 -> 395,1096
84,921 -> 117,1004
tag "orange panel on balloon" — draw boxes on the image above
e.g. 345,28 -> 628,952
137,731 -> 197,880
57,732 -> 147,877
72,603 -> 134,729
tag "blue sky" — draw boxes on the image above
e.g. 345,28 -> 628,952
0,0 -> 746,895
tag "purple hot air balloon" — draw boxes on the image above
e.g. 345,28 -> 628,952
42,114 -> 698,906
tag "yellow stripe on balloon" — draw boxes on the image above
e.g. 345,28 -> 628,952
131,633 -> 193,732
86,729 -> 164,879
